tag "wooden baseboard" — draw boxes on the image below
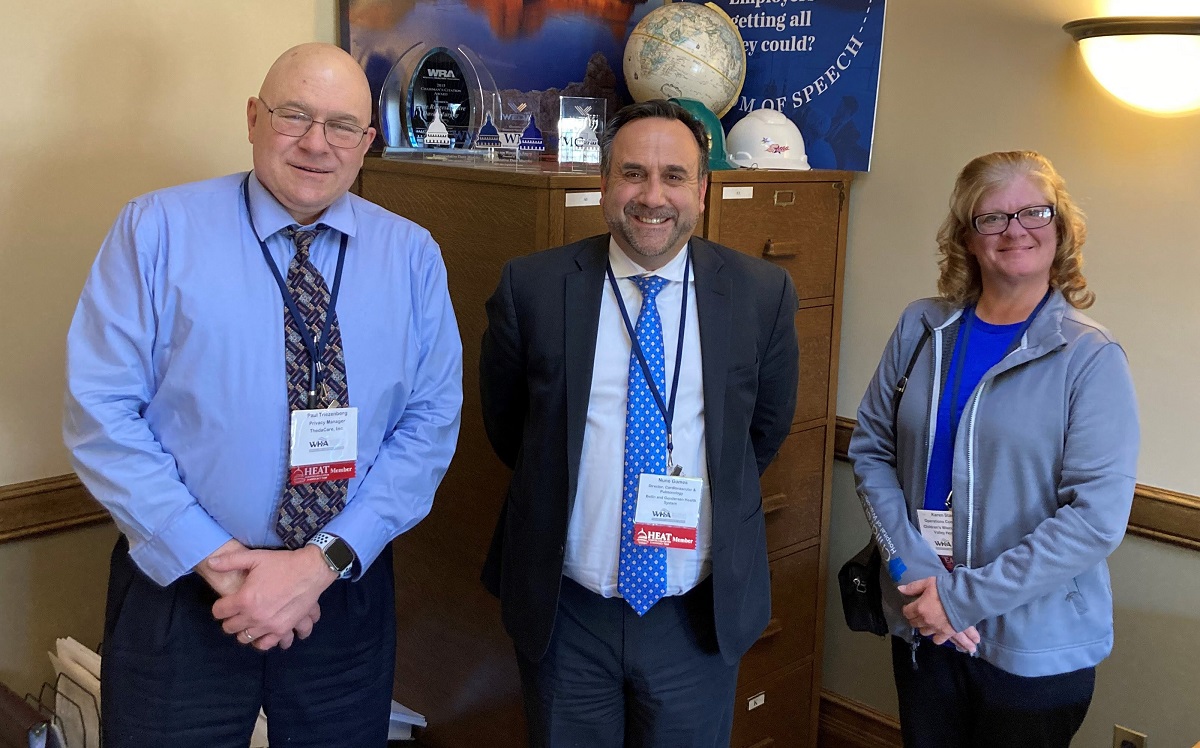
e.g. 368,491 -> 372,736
0,474 -> 109,544
833,418 -> 1200,553
818,690 -> 901,748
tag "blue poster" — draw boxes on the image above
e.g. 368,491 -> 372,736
689,0 -> 885,171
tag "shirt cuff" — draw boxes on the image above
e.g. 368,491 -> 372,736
128,503 -> 232,587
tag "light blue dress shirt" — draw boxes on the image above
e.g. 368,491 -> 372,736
64,172 -> 463,587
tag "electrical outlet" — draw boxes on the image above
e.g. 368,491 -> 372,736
1113,724 -> 1147,748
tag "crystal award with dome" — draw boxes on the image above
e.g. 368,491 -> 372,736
377,43 -> 500,155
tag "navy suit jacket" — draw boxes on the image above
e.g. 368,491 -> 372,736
480,234 -> 799,665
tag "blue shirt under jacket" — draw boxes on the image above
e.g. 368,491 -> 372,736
923,316 -> 1022,513
64,172 -> 463,586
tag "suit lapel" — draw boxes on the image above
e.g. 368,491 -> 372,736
692,238 -> 730,479
564,237 -> 608,509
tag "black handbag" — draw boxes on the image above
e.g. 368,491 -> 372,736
838,538 -> 888,635
838,327 -> 930,636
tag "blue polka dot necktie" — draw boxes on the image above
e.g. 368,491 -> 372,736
618,275 -> 669,616
275,226 -> 350,549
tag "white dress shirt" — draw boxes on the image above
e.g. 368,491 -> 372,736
563,239 -> 712,597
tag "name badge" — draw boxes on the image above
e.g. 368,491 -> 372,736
289,407 -> 358,485
917,509 -> 955,572
632,473 -> 703,550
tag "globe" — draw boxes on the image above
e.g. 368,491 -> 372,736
624,2 -> 746,118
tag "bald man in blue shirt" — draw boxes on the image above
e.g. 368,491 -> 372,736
64,43 -> 462,748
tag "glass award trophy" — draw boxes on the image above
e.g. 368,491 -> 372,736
473,112 -> 503,150
557,97 -> 605,167
517,115 -> 545,161
498,93 -> 540,136
378,43 -> 500,156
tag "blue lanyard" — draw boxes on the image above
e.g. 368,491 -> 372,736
605,249 -> 691,472
947,287 -> 1054,436
242,175 -> 348,409
946,307 -> 976,434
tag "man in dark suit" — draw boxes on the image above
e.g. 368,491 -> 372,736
480,100 -> 799,746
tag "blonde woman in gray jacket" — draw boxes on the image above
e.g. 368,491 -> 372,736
849,151 -> 1139,748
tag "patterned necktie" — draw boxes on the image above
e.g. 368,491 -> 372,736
618,275 -> 670,616
275,226 -> 351,549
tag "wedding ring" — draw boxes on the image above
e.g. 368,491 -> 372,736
242,629 -> 256,643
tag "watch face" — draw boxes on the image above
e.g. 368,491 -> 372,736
326,538 -> 355,572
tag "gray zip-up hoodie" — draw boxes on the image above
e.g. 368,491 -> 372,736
848,290 -> 1139,677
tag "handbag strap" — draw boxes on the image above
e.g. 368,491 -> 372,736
892,326 -> 931,429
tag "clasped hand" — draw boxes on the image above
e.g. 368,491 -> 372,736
197,540 -> 336,651
896,576 -> 980,655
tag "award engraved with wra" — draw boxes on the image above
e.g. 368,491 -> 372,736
377,43 -> 500,155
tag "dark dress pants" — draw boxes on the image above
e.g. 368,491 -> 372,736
101,535 -> 396,748
891,636 -> 1094,748
517,576 -> 739,748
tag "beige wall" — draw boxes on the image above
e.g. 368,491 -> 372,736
0,0 -> 336,697
825,0 -> 1200,745
1,0 -> 1197,743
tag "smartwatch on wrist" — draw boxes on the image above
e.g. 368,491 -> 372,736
308,532 -> 355,579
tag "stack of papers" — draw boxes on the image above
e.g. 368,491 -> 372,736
388,700 -> 427,741
254,699 -> 423,743
47,638 -> 101,748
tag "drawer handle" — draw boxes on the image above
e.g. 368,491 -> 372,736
748,739 -> 775,748
773,189 -> 795,206
763,239 -> 799,259
758,617 -> 784,641
762,492 -> 788,515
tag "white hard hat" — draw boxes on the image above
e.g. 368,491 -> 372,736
726,109 -> 811,170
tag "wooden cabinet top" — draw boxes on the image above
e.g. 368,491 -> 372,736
361,155 -> 854,189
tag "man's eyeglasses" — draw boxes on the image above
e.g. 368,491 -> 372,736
971,205 -> 1056,235
261,101 -> 367,149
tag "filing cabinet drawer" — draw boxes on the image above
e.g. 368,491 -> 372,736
738,546 -> 820,685
714,181 -> 841,301
795,305 -> 833,424
561,190 -> 608,245
731,660 -> 815,748
761,426 -> 825,552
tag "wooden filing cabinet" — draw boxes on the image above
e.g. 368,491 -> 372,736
709,174 -> 850,748
356,158 -> 852,748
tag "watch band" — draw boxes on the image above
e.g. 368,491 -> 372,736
308,532 -> 354,579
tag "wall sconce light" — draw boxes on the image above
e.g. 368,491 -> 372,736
1063,16 -> 1200,115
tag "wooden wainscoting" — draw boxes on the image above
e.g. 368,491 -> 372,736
3,425 -> 1200,553
833,418 -> 1200,553
1126,484 -> 1200,552
2,423 -> 1198,553
0,474 -> 108,543
818,690 -> 901,748
833,416 -> 856,462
